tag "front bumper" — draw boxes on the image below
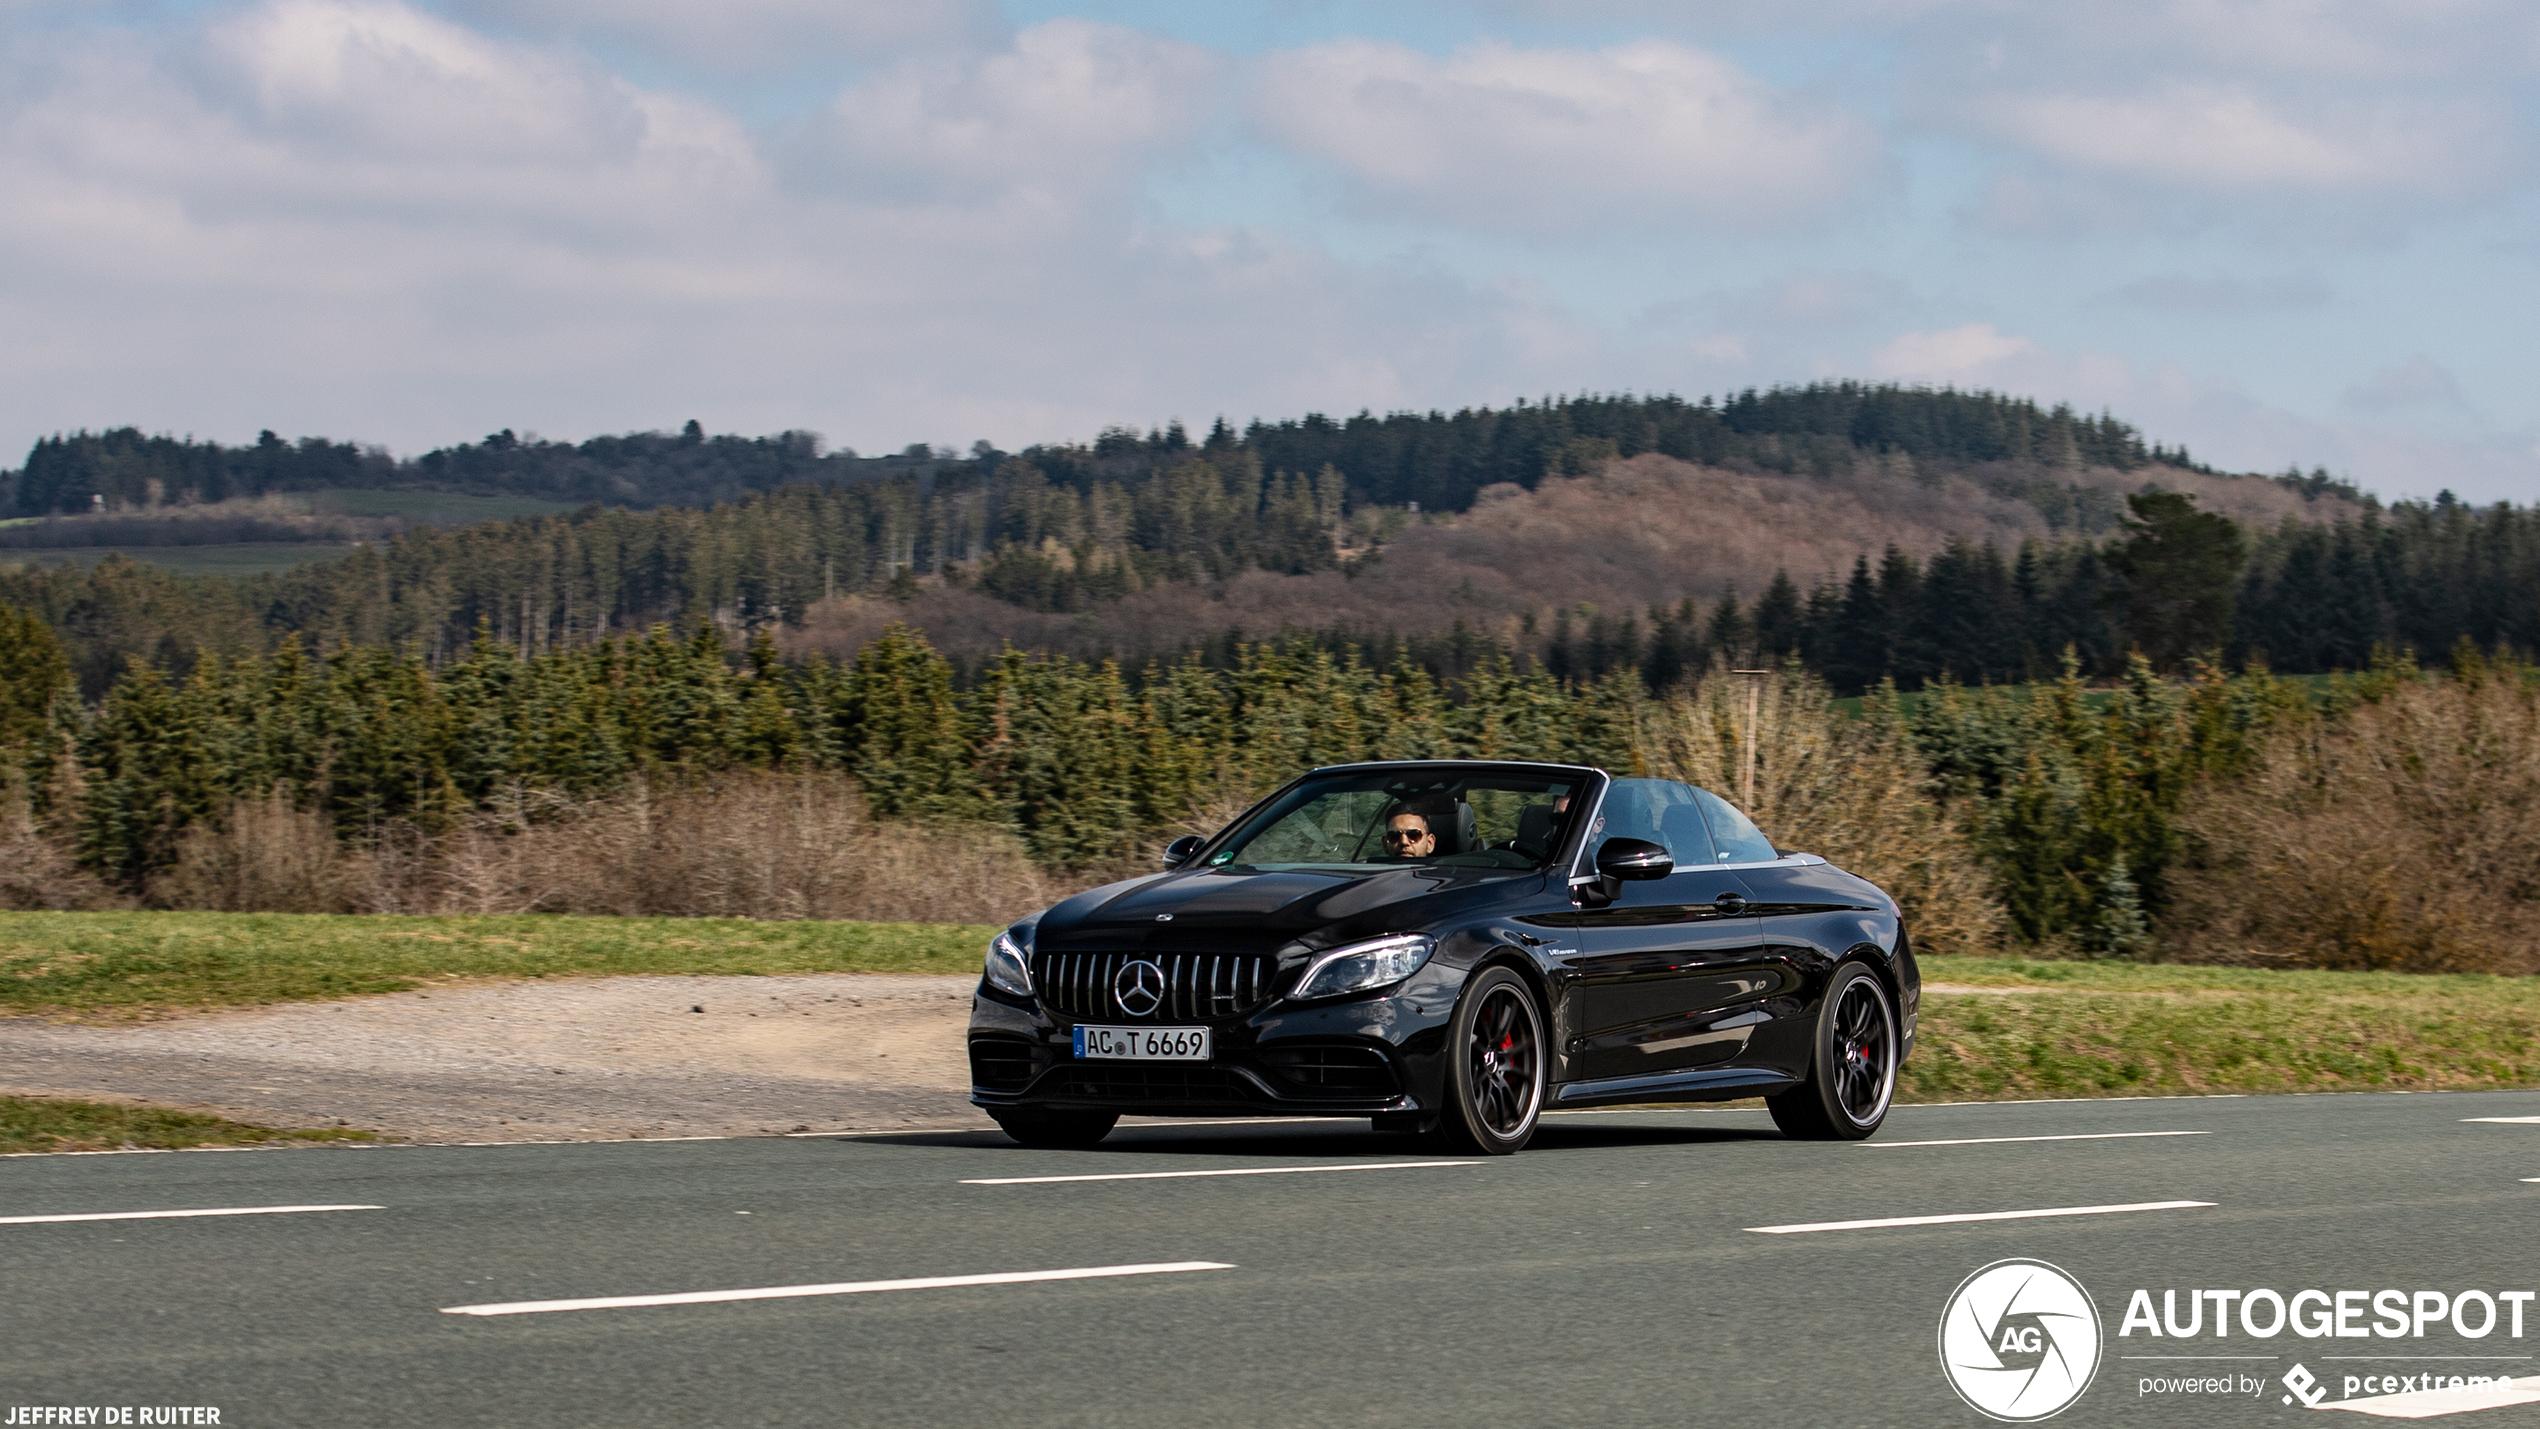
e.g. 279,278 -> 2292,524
966,976 -> 1456,1119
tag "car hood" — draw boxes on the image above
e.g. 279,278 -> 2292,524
1033,864 -> 1519,954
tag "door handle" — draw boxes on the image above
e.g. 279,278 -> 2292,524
1714,892 -> 1747,912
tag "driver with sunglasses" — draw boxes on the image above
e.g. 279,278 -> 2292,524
1379,810 -> 1439,860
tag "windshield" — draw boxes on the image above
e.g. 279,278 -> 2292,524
1208,768 -> 1587,874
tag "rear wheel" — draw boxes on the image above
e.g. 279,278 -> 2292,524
990,1108 -> 1119,1148
1768,962 -> 1896,1141
1440,968 -> 1545,1155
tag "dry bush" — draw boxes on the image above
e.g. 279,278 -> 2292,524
2165,670 -> 2540,973
429,771 -> 1051,925
1635,666 -> 2008,957
0,787 -> 120,911
150,790 -> 367,913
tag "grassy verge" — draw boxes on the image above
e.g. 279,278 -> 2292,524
0,911 -> 996,1019
0,1094 -> 379,1154
1907,954 -> 2540,1102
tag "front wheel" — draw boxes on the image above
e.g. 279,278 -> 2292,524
990,1108 -> 1119,1148
1768,962 -> 1897,1141
1440,968 -> 1545,1155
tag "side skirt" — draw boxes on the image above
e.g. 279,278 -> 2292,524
1551,1067 -> 1796,1109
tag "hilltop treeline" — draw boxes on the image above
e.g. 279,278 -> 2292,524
1034,384 -> 2195,511
9,423 -> 842,516
10,383 -> 2243,518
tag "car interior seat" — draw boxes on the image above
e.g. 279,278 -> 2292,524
1445,801 -> 1479,855
1511,802 -> 1556,857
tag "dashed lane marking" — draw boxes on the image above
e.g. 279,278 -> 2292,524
440,1262 -> 1236,1316
962,1160 -> 1477,1185
0,1204 -> 382,1225
1747,1200 -> 2215,1234
1868,1131 -> 2211,1148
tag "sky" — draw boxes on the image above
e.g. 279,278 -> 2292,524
0,1 -> 2535,502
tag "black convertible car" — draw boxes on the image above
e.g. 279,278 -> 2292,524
968,760 -> 1916,1154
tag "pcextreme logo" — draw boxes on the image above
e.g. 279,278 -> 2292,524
1939,1259 -> 2104,1422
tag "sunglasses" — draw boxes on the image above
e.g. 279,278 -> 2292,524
1383,828 -> 1430,843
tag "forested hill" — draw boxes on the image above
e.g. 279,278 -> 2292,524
4,384 -> 2345,518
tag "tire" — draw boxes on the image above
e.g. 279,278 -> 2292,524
990,1108 -> 1119,1149
1768,962 -> 1898,1141
1439,967 -> 1546,1155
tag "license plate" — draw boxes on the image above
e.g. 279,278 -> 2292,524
1074,1025 -> 1211,1061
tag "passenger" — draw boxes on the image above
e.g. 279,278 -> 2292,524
1381,810 -> 1438,860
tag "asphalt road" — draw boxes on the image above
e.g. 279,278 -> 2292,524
11,1090 -> 2540,1428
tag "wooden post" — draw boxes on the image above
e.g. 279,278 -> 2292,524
1732,669 -> 1771,811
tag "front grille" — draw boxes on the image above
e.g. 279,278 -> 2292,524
968,1037 -> 1037,1089
1039,1063 -> 1247,1102
1036,951 -> 1277,1021
1256,1044 -> 1401,1097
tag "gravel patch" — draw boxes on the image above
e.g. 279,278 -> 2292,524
0,974 -> 995,1143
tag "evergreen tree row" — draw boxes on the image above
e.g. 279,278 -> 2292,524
45,622 -> 1641,883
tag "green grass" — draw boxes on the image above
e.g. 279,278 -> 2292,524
0,1094 -> 379,1154
0,544 -> 360,576
5,912 -> 2528,1108
1907,954 -> 2540,1102
0,911 -> 994,1019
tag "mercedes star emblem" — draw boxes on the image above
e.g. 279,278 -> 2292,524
1113,958 -> 1166,1017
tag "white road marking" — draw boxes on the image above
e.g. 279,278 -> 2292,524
0,1204 -> 382,1225
1869,1131 -> 2210,1148
1747,1200 -> 2215,1234
2318,1378 -> 2540,1418
2464,1117 -> 2540,1124
963,1160 -> 1477,1185
440,1261 -> 1235,1316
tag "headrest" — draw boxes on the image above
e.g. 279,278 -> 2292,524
1447,801 -> 1479,855
1513,802 -> 1556,856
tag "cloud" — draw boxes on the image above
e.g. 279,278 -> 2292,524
1718,269 -> 1908,329
0,2 -> 1655,465
2343,355 -> 2474,414
1250,36 -> 1882,232
784,19 -> 1220,204
2095,272 -> 2332,312
1867,322 -> 2036,383
1953,83 -> 2517,197
442,0 -> 1003,76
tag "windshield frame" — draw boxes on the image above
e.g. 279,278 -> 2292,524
1193,760 -> 1607,877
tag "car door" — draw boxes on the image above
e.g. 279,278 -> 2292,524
1554,779 -> 1777,1085
1692,787 -> 1894,1079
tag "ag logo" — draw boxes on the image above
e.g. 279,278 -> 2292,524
1938,1259 -> 2102,1422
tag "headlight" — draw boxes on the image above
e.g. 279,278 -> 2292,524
983,930 -> 1032,997
1289,934 -> 1435,1002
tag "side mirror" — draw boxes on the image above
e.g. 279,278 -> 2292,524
1161,835 -> 1205,870
1595,837 -> 1673,882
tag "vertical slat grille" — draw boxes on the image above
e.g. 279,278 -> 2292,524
1035,950 -> 1279,1022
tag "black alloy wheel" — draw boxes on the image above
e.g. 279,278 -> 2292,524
1767,962 -> 1897,1141
1442,967 -> 1545,1155
990,1108 -> 1120,1149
